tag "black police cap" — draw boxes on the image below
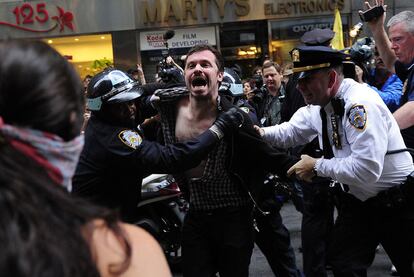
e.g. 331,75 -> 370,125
300,28 -> 335,46
290,45 -> 350,79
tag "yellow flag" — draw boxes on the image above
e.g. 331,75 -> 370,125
331,8 -> 344,50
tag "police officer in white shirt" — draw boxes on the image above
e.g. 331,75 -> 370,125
256,45 -> 414,277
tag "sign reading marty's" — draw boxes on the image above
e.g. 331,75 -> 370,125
140,0 -> 250,24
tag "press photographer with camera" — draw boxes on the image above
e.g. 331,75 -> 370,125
251,61 -> 285,127
349,37 -> 403,113
361,0 -> 414,150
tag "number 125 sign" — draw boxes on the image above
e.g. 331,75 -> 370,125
1,2 -> 74,33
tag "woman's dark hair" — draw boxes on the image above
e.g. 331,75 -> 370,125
0,40 -> 84,141
0,40 -> 131,276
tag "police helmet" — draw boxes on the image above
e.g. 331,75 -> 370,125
86,69 -> 143,111
219,67 -> 243,97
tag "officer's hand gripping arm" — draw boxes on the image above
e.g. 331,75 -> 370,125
209,107 -> 244,139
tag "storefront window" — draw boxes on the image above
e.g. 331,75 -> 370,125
45,34 -> 113,78
220,20 -> 268,79
270,16 -> 349,65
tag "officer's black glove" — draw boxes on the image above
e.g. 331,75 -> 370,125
209,107 -> 244,139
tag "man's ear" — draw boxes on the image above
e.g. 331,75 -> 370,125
217,71 -> 224,82
328,69 -> 337,89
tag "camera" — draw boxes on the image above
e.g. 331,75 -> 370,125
156,30 -> 184,84
158,61 -> 184,84
251,74 -> 263,89
359,6 -> 385,22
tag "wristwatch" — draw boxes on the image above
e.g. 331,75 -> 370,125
312,159 -> 320,176
312,165 -> 318,177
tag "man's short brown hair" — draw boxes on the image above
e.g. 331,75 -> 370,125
262,61 -> 281,74
184,44 -> 224,72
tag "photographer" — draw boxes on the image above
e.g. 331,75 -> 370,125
157,55 -> 184,85
349,37 -> 403,112
362,0 -> 414,149
252,61 -> 285,127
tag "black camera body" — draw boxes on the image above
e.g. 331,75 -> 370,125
158,61 -> 184,84
359,6 -> 385,22
251,74 -> 263,89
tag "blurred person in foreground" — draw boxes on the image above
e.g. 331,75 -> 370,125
0,40 -> 171,277
256,45 -> 414,277
363,1 -> 414,150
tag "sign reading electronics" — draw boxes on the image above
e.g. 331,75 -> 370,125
0,2 -> 74,33
265,0 -> 345,16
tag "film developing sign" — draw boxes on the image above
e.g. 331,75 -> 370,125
140,26 -> 216,51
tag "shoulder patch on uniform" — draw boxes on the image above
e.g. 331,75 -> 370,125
240,107 -> 250,114
118,130 -> 142,149
348,104 -> 367,131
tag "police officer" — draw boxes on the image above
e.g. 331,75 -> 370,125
257,46 -> 414,276
219,67 -> 260,125
281,28 -> 337,277
72,68 -> 243,222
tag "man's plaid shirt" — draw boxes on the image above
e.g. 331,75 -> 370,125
155,87 -> 250,211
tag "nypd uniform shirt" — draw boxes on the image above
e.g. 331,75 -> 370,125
72,114 -> 218,213
262,78 -> 414,201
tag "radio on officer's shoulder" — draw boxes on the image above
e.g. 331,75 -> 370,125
359,6 -> 385,22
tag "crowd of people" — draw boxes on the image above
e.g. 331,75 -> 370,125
1,1 -> 413,277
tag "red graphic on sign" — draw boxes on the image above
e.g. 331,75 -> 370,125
0,3 -> 74,33
52,6 -> 74,32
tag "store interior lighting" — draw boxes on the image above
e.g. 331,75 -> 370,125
43,34 -> 113,78
237,46 -> 258,56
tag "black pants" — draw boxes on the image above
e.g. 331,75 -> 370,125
182,206 -> 254,277
328,192 -> 414,277
255,209 -> 301,277
301,180 -> 335,277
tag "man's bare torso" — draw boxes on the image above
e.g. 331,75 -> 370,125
175,96 -> 217,179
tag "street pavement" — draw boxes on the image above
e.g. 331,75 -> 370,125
249,201 -> 395,276
174,201 -> 396,276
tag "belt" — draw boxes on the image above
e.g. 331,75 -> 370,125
339,179 -> 414,212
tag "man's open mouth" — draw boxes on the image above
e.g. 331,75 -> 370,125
192,76 -> 208,87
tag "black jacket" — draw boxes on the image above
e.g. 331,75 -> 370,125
219,96 -> 298,209
72,115 -> 219,221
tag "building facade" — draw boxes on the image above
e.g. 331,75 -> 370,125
0,0 -> 412,80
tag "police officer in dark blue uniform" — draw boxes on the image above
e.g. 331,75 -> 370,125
72,69 -> 243,222
219,67 -> 260,125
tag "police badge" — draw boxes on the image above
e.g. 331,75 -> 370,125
118,130 -> 142,149
348,105 -> 367,131
240,107 -> 250,114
